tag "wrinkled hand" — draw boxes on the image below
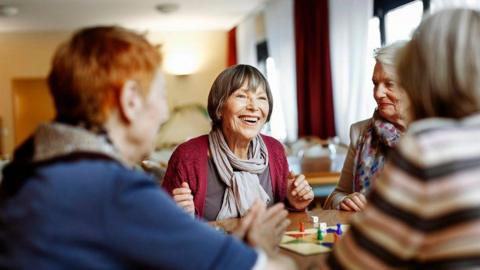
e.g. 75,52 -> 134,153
172,182 -> 195,215
286,172 -> 314,210
232,201 -> 290,256
339,192 -> 366,212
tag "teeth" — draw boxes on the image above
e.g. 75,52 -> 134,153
240,117 -> 258,123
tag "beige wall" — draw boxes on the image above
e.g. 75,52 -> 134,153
0,30 -> 226,156
148,31 -> 226,111
0,32 -> 69,156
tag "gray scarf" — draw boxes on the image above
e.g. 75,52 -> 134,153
208,129 -> 270,220
32,123 -> 124,165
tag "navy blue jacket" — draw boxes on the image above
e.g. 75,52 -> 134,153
0,152 -> 256,269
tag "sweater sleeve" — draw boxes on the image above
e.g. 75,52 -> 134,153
323,122 -> 361,209
105,170 -> 257,270
265,136 -> 305,211
324,121 -> 480,269
324,150 -> 421,269
161,147 -> 186,196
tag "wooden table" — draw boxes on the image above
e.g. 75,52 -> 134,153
212,209 -> 353,270
304,172 -> 340,186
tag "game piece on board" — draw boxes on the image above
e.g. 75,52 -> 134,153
317,227 -> 323,240
336,223 -> 343,235
299,222 -> 305,232
326,228 -> 336,234
320,223 -> 327,234
321,242 -> 334,249
281,224 -> 349,255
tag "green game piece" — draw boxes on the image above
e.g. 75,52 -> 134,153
317,228 -> 323,240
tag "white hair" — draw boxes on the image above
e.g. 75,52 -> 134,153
374,41 -> 408,67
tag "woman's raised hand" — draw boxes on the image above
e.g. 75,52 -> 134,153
286,172 -> 314,210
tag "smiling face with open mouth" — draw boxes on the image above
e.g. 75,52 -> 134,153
220,81 -> 270,145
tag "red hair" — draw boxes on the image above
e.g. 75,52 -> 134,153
48,26 -> 161,127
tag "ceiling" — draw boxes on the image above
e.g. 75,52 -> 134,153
0,0 -> 267,32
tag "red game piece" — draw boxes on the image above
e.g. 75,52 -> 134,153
299,222 -> 304,232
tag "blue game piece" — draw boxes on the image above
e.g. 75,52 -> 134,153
336,223 -> 343,235
326,228 -> 336,234
321,242 -> 334,248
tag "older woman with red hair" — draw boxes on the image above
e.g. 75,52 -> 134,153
0,26 -> 293,269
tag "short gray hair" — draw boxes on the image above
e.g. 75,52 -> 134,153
207,65 -> 273,129
397,8 -> 480,120
374,41 -> 408,77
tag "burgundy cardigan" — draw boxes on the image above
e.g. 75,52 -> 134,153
162,134 -> 289,218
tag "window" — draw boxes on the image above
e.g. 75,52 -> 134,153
431,0 -> 480,12
364,16 -> 382,110
374,0 -> 429,45
265,57 -> 287,141
386,0 -> 423,43
256,41 -> 287,141
367,17 -> 381,76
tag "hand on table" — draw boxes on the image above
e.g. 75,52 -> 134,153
172,182 -> 195,215
339,192 -> 366,212
286,172 -> 314,210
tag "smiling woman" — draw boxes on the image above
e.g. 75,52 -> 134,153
323,41 -> 410,211
162,64 -> 314,221
0,27 -> 296,269
209,66 -> 272,160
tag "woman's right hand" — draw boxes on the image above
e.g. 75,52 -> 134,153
339,192 -> 367,212
231,201 -> 296,269
172,182 -> 195,215
232,201 -> 290,256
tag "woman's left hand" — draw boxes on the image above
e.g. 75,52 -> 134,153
286,171 -> 314,210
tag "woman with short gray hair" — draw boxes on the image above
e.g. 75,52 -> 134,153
324,41 -> 410,211
163,64 -> 314,221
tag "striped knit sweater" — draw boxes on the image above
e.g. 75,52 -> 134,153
325,115 -> 480,269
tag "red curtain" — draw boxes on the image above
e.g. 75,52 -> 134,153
294,0 -> 336,139
227,27 -> 237,66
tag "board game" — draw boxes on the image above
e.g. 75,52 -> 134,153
279,223 -> 349,255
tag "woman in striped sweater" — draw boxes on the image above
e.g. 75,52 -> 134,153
324,8 -> 480,269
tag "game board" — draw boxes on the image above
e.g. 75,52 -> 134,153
279,224 -> 349,255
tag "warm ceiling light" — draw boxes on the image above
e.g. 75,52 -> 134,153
164,50 -> 199,76
0,5 -> 19,17
155,3 -> 179,14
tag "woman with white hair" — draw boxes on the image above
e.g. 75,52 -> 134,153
324,41 -> 410,211
324,8 -> 480,269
